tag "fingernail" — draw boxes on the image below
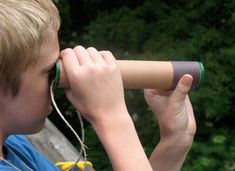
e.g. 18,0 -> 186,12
182,75 -> 193,86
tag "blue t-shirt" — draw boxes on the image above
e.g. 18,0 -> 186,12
0,135 -> 59,171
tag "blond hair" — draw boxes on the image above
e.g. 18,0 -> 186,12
0,0 -> 60,95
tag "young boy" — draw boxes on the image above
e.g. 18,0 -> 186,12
0,0 -> 196,170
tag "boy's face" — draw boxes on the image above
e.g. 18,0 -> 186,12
1,31 -> 60,135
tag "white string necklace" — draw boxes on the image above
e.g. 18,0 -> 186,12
50,80 -> 88,171
1,159 -> 21,171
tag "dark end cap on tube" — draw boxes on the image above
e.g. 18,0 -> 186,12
170,61 -> 204,90
54,59 -> 60,87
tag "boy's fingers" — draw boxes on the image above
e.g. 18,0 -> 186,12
74,45 -> 93,65
60,48 -> 80,82
99,51 -> 116,65
87,47 -> 105,64
170,74 -> 193,102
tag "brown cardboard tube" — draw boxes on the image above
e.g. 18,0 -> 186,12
55,60 -> 203,90
118,60 -> 173,89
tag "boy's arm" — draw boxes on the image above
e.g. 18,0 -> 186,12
144,74 -> 196,171
61,46 -> 152,171
149,134 -> 193,171
92,110 -> 152,171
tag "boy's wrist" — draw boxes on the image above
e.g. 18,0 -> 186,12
91,111 -> 153,171
88,104 -> 129,126
149,134 -> 193,171
91,110 -> 132,133
160,134 -> 194,151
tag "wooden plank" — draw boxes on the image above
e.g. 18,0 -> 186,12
27,118 -> 81,163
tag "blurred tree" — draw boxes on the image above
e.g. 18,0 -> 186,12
53,0 -> 235,170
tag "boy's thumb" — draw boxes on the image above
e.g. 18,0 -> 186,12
171,74 -> 193,102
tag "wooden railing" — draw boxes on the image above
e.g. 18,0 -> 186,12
27,118 -> 81,163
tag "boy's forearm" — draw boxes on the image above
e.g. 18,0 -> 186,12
149,135 -> 193,171
92,113 -> 153,171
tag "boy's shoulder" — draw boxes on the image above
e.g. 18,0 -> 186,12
5,135 -> 35,152
1,135 -> 59,170
6,134 -> 32,147
5,135 -> 40,162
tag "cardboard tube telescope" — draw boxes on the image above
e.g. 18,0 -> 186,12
54,60 -> 204,90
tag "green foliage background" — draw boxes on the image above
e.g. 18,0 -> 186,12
51,0 -> 235,170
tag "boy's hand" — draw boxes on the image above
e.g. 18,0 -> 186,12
60,46 -> 127,124
144,74 -> 196,142
60,47 -> 153,170
144,74 -> 196,171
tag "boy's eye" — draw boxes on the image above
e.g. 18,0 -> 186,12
48,64 -> 56,83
